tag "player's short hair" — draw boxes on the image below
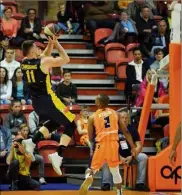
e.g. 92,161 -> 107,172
98,94 -> 110,107
81,105 -> 88,111
21,40 -> 34,56
63,69 -> 71,75
142,5 -> 150,10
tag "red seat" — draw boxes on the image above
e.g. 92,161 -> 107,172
126,43 -> 140,60
94,28 -> 113,47
12,13 -> 24,20
2,1 -> 17,6
38,140 -> 59,164
154,15 -> 163,22
163,124 -> 169,137
105,43 -> 126,65
116,59 -> 130,80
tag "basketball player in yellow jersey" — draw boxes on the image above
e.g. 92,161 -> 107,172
6,136 -> 40,190
21,36 -> 76,176
79,94 -> 137,195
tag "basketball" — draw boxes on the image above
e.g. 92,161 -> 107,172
44,23 -> 60,38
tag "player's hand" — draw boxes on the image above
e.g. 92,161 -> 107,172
48,35 -> 57,45
169,149 -> 177,166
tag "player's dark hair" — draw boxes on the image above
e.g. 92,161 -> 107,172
132,47 -> 142,54
63,69 -> 71,75
154,48 -> 164,55
142,5 -> 150,10
21,40 -> 34,56
98,94 -> 110,107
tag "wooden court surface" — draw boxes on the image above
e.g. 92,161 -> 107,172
1,191 -> 180,195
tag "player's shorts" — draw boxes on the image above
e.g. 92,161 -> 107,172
80,134 -> 89,146
90,141 -> 120,171
32,95 -> 75,132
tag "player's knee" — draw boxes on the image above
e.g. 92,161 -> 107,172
64,121 -> 76,138
109,166 -> 122,184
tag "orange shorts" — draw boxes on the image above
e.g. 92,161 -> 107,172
80,134 -> 89,146
91,141 -> 120,171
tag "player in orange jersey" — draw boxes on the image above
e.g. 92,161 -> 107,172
77,105 -> 92,153
79,94 -> 137,195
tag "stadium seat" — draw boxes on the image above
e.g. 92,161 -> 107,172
12,13 -> 24,20
163,124 -> 169,137
126,43 -> 140,61
154,15 -> 163,22
1,1 -> 17,6
94,28 -> 113,47
105,43 -> 126,65
37,140 -> 59,164
116,58 -> 130,80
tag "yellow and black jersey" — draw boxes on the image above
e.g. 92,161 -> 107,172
21,58 -> 50,96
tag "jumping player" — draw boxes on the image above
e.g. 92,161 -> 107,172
21,36 -> 76,175
79,94 -> 137,195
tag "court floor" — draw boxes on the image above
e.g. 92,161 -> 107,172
1,191 -> 181,195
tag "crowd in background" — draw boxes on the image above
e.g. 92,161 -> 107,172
0,0 -> 174,192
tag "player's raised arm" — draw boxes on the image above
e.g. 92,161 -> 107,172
41,36 -> 70,73
118,113 -> 137,157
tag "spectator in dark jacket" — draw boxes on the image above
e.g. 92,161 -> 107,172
135,6 -> 157,57
11,67 -> 31,105
4,100 -> 27,137
57,2 -> 80,34
125,47 -> 150,97
56,70 -> 77,105
19,9 -> 42,41
127,0 -> 157,21
0,122 -> 12,163
151,20 -> 170,56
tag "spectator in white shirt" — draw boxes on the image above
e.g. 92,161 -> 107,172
0,67 -> 12,105
0,48 -> 20,79
124,48 -> 150,97
28,111 -> 39,135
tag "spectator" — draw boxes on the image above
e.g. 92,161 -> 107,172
0,35 -> 9,61
11,67 -> 32,105
51,67 -> 63,91
165,6 -> 172,30
101,110 -> 148,191
102,11 -> 138,45
18,124 -> 46,185
115,0 -> 133,11
0,119 -> 12,163
124,48 -> 150,97
57,1 -> 80,34
77,105 -> 92,153
0,4 -> 4,17
1,7 -> 24,47
127,0 -> 157,21
0,67 -> 12,105
0,48 -> 20,79
28,111 -> 39,135
135,6 -> 157,57
84,1 -> 116,40
136,69 -> 166,107
4,100 -> 27,136
150,48 -> 169,88
56,70 -> 77,105
151,20 -> 170,56
19,8 -> 42,41
6,135 -> 40,190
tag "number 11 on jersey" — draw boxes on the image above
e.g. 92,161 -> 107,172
26,70 -> 35,83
